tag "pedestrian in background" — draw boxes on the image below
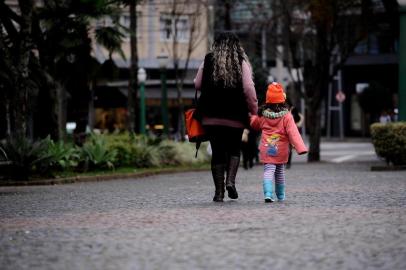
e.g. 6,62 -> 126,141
286,99 -> 304,169
194,32 -> 258,202
379,110 -> 392,124
250,82 -> 307,203
241,128 -> 258,170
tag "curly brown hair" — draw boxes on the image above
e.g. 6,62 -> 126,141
211,32 -> 251,88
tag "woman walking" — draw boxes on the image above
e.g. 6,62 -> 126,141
194,32 -> 258,202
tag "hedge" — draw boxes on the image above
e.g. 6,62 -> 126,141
370,122 -> 406,165
0,133 -> 211,180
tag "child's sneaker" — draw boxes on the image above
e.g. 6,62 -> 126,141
264,197 -> 275,203
263,180 -> 274,203
275,184 -> 285,201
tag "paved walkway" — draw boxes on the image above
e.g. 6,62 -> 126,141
292,140 -> 379,163
1,158 -> 405,269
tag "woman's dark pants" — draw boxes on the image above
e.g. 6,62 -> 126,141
206,126 -> 243,201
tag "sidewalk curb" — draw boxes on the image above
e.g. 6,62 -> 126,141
0,167 -> 210,187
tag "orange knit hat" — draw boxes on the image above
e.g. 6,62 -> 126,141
266,82 -> 286,104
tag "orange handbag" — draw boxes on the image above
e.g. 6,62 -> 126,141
185,109 -> 206,141
184,91 -> 208,157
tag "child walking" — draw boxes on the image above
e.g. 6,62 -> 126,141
250,82 -> 307,202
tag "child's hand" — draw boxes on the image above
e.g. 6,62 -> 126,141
250,115 -> 261,131
241,129 -> 249,142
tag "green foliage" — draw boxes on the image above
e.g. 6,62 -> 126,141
0,133 -> 210,180
46,139 -> 81,171
102,133 -> 210,167
156,140 -> 180,166
103,133 -> 162,168
1,137 -> 54,180
370,122 -> 406,165
95,27 -> 126,60
161,140 -> 210,165
132,142 -> 160,168
103,133 -> 135,167
81,135 -> 117,171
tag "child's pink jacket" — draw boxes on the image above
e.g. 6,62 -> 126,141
250,112 -> 307,164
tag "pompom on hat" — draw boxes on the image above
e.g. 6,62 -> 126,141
266,82 -> 286,104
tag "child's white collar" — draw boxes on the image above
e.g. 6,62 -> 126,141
262,109 -> 289,119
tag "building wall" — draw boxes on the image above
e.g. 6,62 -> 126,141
93,0 -> 209,70
6,0 -> 209,68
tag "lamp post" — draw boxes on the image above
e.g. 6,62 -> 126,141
399,0 -> 406,121
158,53 -> 169,137
137,68 -> 147,135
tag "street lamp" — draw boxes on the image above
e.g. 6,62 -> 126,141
398,0 -> 406,120
137,68 -> 147,135
157,53 -> 170,137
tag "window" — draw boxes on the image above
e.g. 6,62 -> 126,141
95,13 -> 142,41
96,16 -> 113,28
121,14 -> 130,29
160,15 -> 173,41
119,13 -> 142,40
175,18 -> 189,41
160,14 -> 190,42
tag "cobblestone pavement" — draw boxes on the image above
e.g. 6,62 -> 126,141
292,141 -> 379,163
1,162 -> 406,270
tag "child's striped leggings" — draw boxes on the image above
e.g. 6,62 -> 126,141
264,163 -> 285,185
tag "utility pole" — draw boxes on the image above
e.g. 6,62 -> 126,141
128,0 -> 139,133
399,1 -> 406,121
327,53 -> 344,140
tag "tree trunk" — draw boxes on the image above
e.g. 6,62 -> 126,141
47,80 -> 61,140
88,81 -> 95,131
13,0 -> 34,138
304,18 -> 330,162
57,84 -> 67,140
176,80 -> 185,141
307,99 -> 321,162
5,101 -> 11,137
128,0 -> 139,133
12,86 -> 27,138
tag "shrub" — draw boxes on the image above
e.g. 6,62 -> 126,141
46,140 -> 81,171
370,122 -> 406,165
130,135 -> 161,167
80,135 -> 117,171
156,140 -> 181,166
103,133 -> 136,167
103,133 -> 160,167
168,141 -> 211,165
102,133 -> 210,167
132,142 -> 160,168
1,137 -> 53,180
0,132 -> 211,181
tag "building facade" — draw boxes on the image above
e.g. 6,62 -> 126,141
92,0 -> 210,135
213,0 -> 400,138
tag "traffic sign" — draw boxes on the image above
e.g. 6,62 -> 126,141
336,91 -> 346,103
